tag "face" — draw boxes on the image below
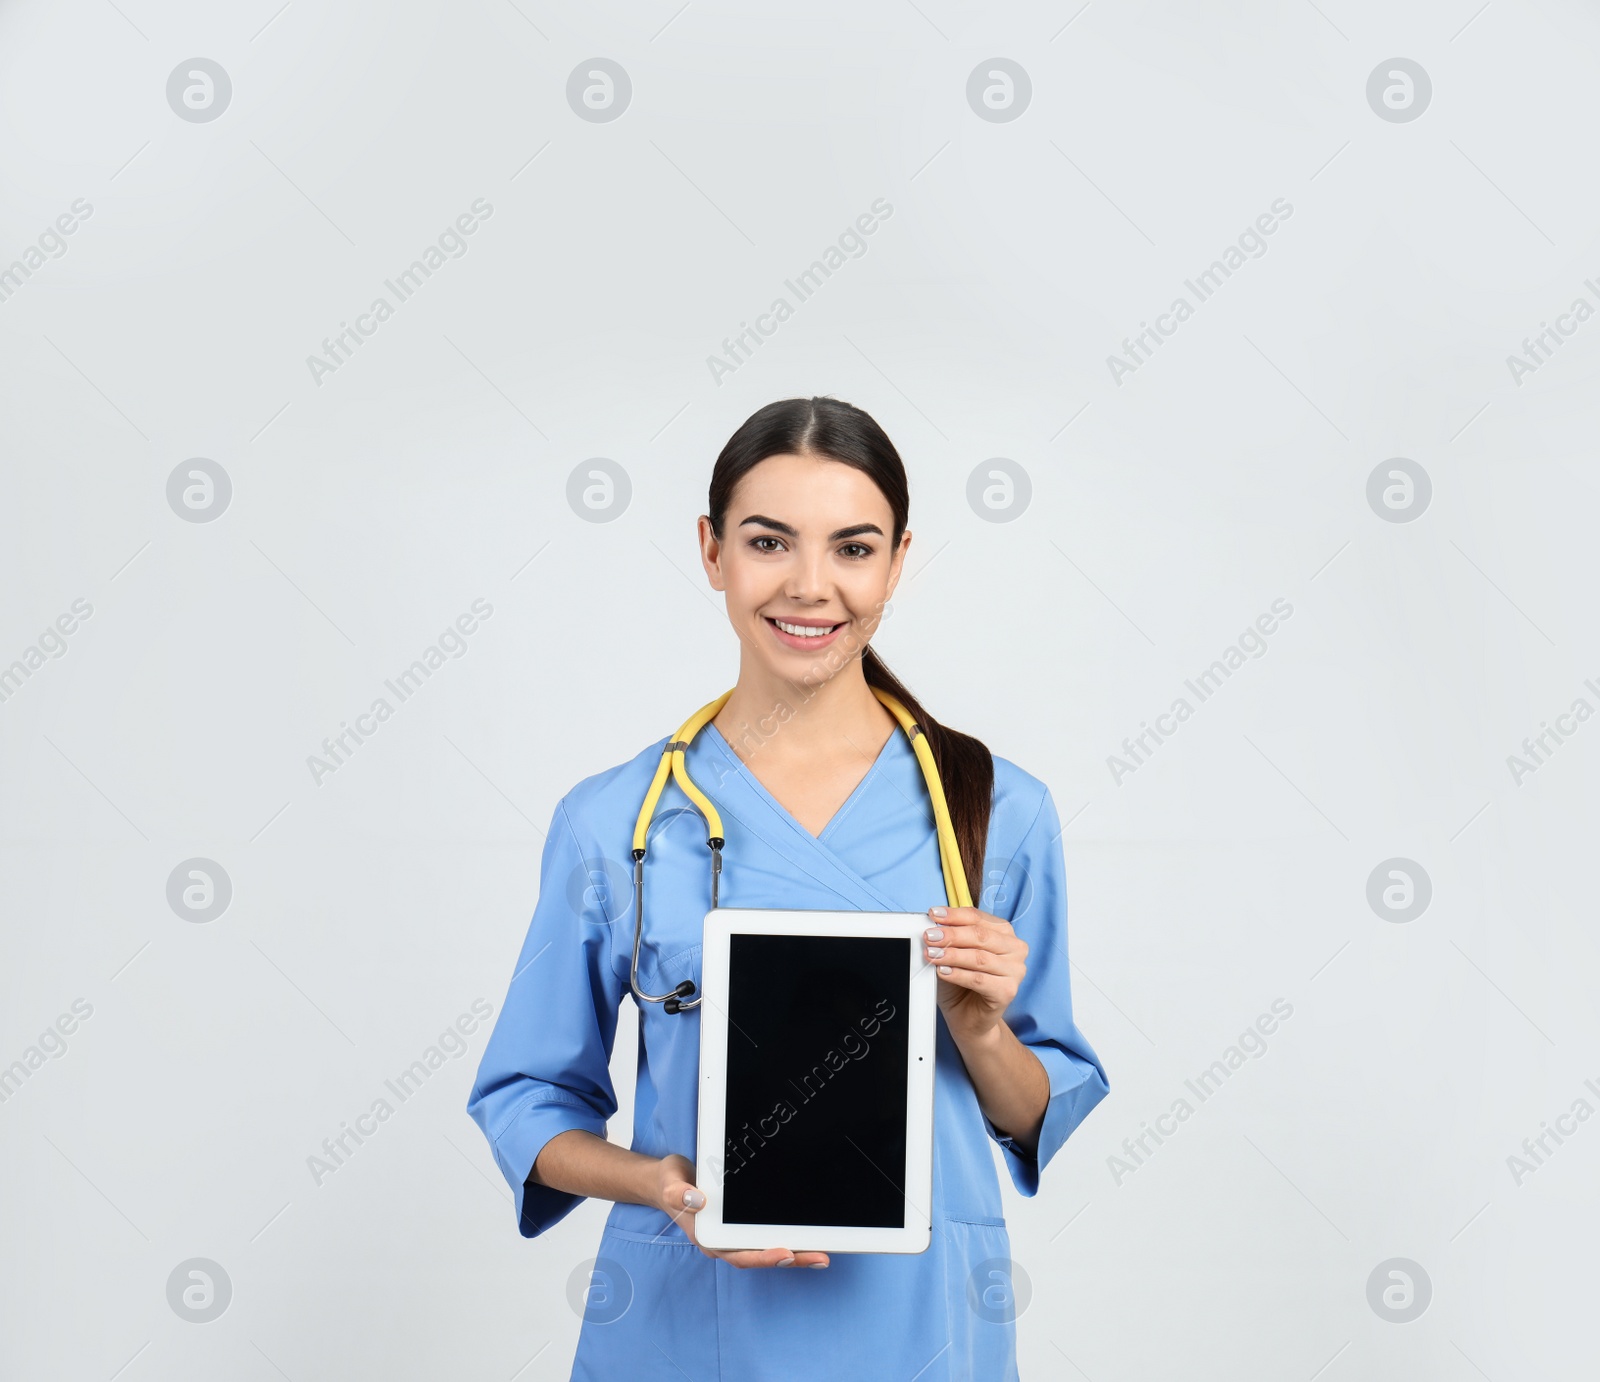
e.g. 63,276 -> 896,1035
699,452 -> 910,680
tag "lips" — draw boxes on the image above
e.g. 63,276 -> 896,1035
765,616 -> 845,650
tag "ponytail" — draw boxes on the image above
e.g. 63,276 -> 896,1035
861,647 -> 993,891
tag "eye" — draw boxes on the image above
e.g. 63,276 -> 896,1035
838,542 -> 873,560
749,535 -> 786,554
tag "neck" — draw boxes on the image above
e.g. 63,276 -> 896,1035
712,645 -> 894,765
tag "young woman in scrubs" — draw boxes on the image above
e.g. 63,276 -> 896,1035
468,397 -> 1109,1380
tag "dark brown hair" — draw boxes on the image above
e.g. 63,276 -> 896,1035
707,396 -> 994,890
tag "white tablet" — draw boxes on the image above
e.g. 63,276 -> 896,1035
694,908 -> 937,1255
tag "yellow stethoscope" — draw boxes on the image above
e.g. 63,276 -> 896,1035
631,686 -> 974,1013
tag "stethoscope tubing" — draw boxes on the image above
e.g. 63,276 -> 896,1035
628,686 -> 972,1013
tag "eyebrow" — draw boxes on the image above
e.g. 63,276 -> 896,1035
739,514 -> 885,541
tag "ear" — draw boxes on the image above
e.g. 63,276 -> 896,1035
882,528 -> 912,603
698,515 -> 726,591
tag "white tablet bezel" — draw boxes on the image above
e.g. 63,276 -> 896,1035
694,907 -> 936,1255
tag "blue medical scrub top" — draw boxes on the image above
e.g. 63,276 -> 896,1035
467,719 -> 1110,1381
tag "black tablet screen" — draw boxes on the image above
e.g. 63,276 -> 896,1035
720,933 -> 910,1227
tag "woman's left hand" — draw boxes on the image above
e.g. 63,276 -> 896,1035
923,906 -> 1028,1041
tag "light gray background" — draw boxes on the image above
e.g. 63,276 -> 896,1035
2,0 -> 1595,1378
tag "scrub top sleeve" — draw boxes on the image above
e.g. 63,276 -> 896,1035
466,797 -> 629,1238
986,785 -> 1111,1197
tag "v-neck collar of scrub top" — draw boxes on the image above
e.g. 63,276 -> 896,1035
700,719 -> 903,842
697,719 -> 916,912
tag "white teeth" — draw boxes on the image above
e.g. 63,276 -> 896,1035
774,619 -> 837,638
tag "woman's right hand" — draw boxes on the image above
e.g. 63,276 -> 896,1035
655,1154 -> 829,1269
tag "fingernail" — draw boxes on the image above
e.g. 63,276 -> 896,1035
778,1254 -> 795,1266
929,907 -> 947,918
938,965 -> 952,975
683,1189 -> 705,1209
926,945 -> 944,958
924,927 -> 944,941
808,1261 -> 828,1268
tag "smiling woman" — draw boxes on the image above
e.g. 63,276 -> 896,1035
467,395 -> 1110,1381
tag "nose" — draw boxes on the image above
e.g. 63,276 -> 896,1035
782,546 -> 832,604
